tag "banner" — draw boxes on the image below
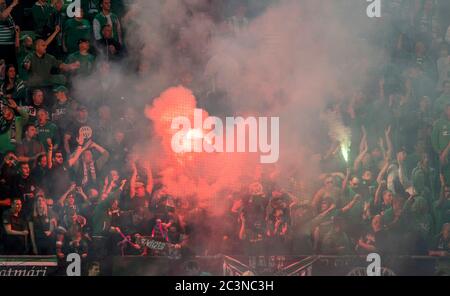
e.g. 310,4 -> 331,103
223,256 -> 254,276
0,256 -> 58,277
274,256 -> 318,276
223,255 -> 318,276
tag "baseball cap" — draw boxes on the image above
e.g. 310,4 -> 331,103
53,85 -> 68,93
78,38 -> 89,44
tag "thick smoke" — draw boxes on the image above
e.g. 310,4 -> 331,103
72,0 -> 387,203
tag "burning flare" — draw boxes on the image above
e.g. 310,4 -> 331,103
145,86 -> 260,212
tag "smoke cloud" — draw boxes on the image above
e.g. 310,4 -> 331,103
72,0 -> 387,204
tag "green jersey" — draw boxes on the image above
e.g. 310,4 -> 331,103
432,118 -> 450,184
434,93 -> 450,117
36,122 -> 60,151
431,118 -> 450,153
32,1 -> 55,37
66,52 -> 95,76
23,52 -> 63,88
63,18 -> 92,54
92,192 -> 118,236
0,108 -> 29,154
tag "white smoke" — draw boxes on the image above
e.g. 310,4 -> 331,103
72,0 -> 387,195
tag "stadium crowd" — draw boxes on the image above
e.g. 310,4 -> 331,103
0,0 -> 450,275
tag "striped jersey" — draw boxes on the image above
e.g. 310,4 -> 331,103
0,15 -> 15,45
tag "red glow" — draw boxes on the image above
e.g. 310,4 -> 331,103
145,86 -> 261,212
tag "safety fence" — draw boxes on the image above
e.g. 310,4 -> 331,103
1,255 -> 449,276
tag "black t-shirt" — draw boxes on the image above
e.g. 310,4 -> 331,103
23,103 -> 50,124
0,164 -> 17,197
12,175 -> 37,217
121,209 -> 152,236
96,38 -> 123,60
243,195 -> 268,222
128,195 -> 150,212
31,165 -> 51,191
67,239 -> 89,255
1,209 -> 27,252
31,210 -> 57,239
109,209 -> 122,227
80,202 -> 97,235
2,209 -> 27,232
107,140 -> 129,169
51,100 -> 75,132
66,119 -> 95,152
358,229 -> 390,254
49,163 -> 72,199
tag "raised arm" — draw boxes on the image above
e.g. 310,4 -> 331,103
376,158 -> 390,185
144,161 -> 153,195
75,186 -> 88,203
353,132 -> 368,173
342,167 -> 351,191
58,183 -> 76,207
341,194 -> 361,213
359,126 -> 367,154
129,163 -> 137,199
68,145 -> 84,167
317,203 -> 336,219
397,151 -> 411,188
47,139 -> 53,169
373,180 -> 386,210
14,26 -> 20,49
91,142 -> 109,171
7,99 -> 29,124
323,141 -> 340,160
437,174 -> 447,209
0,0 -> 18,20
238,212 -> 246,240
99,180 -> 127,211
68,138 -> 91,167
104,180 -> 115,200
100,176 -> 110,200
312,188 -> 325,213
44,25 -> 61,47
384,125 -> 393,161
